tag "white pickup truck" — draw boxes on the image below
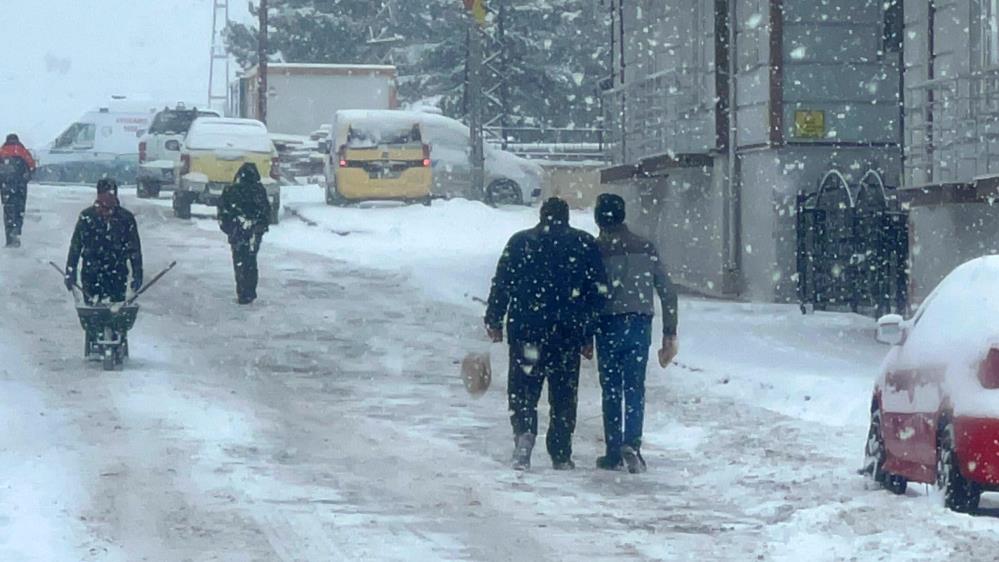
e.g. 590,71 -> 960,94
137,105 -> 220,198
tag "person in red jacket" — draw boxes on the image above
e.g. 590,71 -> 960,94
0,134 -> 36,247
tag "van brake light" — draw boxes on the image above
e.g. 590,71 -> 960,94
979,348 -> 999,389
422,144 -> 431,167
138,141 -> 147,163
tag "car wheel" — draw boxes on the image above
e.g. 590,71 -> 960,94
325,187 -> 348,207
937,418 -> 981,513
137,180 -> 160,199
864,405 -> 907,494
173,192 -> 192,219
486,179 -> 524,207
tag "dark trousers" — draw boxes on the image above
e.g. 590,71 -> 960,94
596,314 -> 652,459
508,338 -> 581,463
231,236 -> 261,302
1,184 -> 26,243
82,272 -> 127,304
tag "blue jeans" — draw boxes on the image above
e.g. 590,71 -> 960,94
596,314 -> 652,459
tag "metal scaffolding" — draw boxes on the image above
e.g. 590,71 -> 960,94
208,0 -> 231,114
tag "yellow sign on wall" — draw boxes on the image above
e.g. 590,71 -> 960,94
794,110 -> 826,139
464,0 -> 487,25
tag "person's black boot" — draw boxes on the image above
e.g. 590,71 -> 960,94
621,445 -> 647,474
512,432 -> 535,471
552,459 -> 575,471
596,455 -> 623,471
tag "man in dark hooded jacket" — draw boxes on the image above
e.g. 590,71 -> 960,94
486,197 -> 608,471
0,133 -> 36,247
218,163 -> 271,304
65,179 -> 143,304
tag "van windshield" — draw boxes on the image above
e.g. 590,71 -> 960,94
346,123 -> 422,148
52,122 -> 96,149
150,110 -> 218,135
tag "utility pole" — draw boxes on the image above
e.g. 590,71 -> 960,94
257,0 -> 268,124
466,19 -> 486,201
208,0 -> 231,115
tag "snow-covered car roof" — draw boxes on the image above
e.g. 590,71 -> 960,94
185,118 -> 273,153
901,255 -> 999,416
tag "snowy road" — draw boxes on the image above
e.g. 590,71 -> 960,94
2,186 -> 999,561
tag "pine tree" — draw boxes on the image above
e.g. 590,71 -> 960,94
226,0 -> 608,130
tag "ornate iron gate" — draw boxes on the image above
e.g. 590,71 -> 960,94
796,170 -> 909,316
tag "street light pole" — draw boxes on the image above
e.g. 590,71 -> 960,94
257,0 -> 268,124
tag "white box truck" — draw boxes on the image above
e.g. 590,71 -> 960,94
232,63 -> 398,135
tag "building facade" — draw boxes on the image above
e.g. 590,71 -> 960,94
601,0 -> 904,302
902,1 -> 999,302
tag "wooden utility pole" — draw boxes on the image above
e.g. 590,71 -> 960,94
257,0 -> 268,124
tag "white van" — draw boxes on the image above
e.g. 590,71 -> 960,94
35,98 -> 159,185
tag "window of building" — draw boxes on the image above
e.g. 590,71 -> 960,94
881,0 -> 903,54
982,0 -> 999,68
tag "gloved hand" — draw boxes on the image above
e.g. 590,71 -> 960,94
131,278 -> 143,293
64,276 -> 75,292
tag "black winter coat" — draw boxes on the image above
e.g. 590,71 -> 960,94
66,206 -> 143,302
218,179 -> 270,245
0,155 -> 30,201
486,222 -> 608,347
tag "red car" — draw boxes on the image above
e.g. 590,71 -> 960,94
864,256 -> 999,513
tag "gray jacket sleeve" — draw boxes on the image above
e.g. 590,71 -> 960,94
650,246 -> 678,336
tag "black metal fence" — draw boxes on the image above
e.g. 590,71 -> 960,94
796,170 -> 909,317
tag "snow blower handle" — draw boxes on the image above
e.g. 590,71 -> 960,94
126,261 -> 177,306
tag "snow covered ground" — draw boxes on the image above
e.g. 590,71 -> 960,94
2,184 -> 999,561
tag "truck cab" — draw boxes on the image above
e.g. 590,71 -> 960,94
137,105 -> 221,198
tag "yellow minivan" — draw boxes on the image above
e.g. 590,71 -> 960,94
325,111 -> 432,205
174,118 -> 281,222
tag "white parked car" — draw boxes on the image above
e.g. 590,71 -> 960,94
137,105 -> 221,198
324,110 -> 544,206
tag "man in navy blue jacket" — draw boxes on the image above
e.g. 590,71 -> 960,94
486,197 -> 607,471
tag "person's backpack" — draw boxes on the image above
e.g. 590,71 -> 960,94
0,156 -> 27,182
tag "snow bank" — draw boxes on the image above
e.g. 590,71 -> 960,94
271,188 -> 596,307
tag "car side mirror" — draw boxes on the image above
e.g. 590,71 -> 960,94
876,314 -> 906,346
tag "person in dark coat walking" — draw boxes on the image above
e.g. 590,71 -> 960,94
0,133 -> 37,247
65,179 -> 144,304
218,163 -> 271,304
486,197 -> 608,471
593,193 -> 678,474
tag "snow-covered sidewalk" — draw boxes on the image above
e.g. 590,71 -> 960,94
1,185 -> 998,561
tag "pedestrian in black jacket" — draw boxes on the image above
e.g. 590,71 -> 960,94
485,197 -> 608,471
218,163 -> 271,304
593,193 -> 678,474
65,179 -> 144,304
